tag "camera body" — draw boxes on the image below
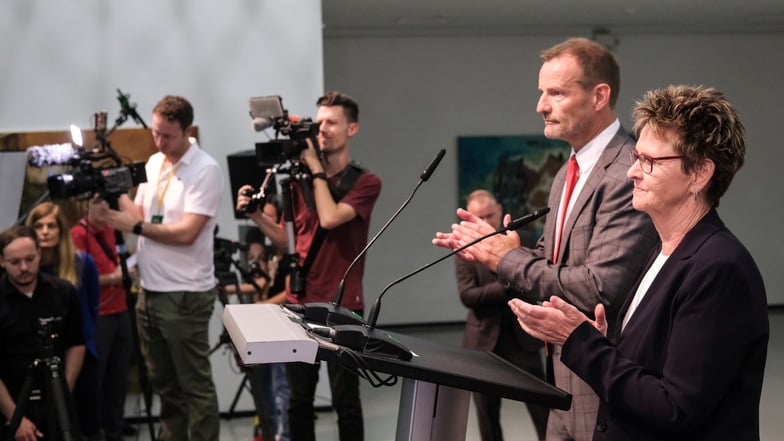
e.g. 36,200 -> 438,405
37,316 -> 63,358
46,153 -> 147,201
249,95 -> 320,166
255,118 -> 320,166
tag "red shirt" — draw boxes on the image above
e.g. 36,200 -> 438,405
284,170 -> 381,311
71,219 -> 128,315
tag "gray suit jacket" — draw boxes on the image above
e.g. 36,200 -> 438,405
498,127 -> 657,334
498,126 -> 657,441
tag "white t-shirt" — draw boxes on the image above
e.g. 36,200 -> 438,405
134,142 -> 223,292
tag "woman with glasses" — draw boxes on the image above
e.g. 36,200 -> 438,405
509,85 -> 768,441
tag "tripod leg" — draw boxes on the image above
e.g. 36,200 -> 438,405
129,289 -> 158,441
44,359 -> 82,441
228,373 -> 250,417
110,202 -> 157,441
3,366 -> 37,441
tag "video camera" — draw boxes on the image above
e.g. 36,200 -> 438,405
249,95 -> 320,166
34,116 -> 147,201
214,237 -> 245,274
46,156 -> 146,201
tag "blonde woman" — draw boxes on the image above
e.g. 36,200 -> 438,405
26,202 -> 101,439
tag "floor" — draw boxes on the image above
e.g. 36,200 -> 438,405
122,310 -> 783,441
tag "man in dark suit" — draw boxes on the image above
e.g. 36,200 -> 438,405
435,38 -> 657,441
456,190 -> 548,441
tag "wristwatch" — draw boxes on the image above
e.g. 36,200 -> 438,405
312,172 -> 328,181
132,221 -> 144,236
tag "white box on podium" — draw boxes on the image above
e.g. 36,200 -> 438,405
223,304 -> 319,365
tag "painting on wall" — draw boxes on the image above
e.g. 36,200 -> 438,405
457,135 -> 571,239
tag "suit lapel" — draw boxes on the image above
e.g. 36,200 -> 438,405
556,128 -> 633,262
616,209 -> 725,340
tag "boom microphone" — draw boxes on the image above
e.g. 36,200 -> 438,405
291,149 -> 447,327
117,89 -> 148,128
365,207 -> 551,328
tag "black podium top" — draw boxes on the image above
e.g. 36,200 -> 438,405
317,327 -> 571,411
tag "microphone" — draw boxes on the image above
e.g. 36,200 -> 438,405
419,148 -> 445,182
26,143 -> 78,167
292,149 -> 447,327
116,89 -> 148,128
325,149 -> 446,326
252,116 -> 275,132
365,207 -> 550,329
321,207 -> 550,361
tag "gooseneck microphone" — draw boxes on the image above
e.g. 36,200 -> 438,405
294,149 -> 447,326
365,207 -> 551,329
332,149 -> 446,308
323,207 -> 550,361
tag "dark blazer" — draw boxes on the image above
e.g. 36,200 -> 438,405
456,258 -> 541,352
561,209 -> 769,441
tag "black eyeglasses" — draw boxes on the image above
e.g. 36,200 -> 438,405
629,149 -> 684,174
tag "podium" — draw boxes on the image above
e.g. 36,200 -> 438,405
223,304 -> 571,441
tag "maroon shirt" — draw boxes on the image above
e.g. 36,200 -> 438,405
284,170 -> 381,311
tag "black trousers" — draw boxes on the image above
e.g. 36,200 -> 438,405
286,360 -> 363,441
95,311 -> 133,441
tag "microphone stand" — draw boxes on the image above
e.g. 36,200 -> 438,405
323,149 -> 446,327
296,149 -> 447,326
102,194 -> 156,441
92,110 -> 156,440
326,207 -> 551,361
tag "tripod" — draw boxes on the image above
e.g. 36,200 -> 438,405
4,354 -> 82,441
99,194 -> 157,441
210,254 -> 277,441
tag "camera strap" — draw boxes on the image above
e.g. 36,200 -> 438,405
76,220 -> 117,264
300,161 -> 367,280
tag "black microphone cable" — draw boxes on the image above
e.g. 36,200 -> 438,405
305,326 -> 398,387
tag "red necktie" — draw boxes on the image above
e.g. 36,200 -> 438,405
554,155 -> 579,263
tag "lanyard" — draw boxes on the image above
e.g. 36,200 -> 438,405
156,160 -> 178,214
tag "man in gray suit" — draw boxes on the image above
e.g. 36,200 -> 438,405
434,38 -> 656,441
457,190 -> 547,441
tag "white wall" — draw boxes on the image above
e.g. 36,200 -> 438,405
0,0 -> 324,413
323,32 -> 784,325
3,1 -> 782,407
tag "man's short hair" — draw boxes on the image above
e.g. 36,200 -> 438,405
153,95 -> 194,130
0,225 -> 39,256
466,189 -> 498,206
541,37 -> 621,109
317,91 -> 359,123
